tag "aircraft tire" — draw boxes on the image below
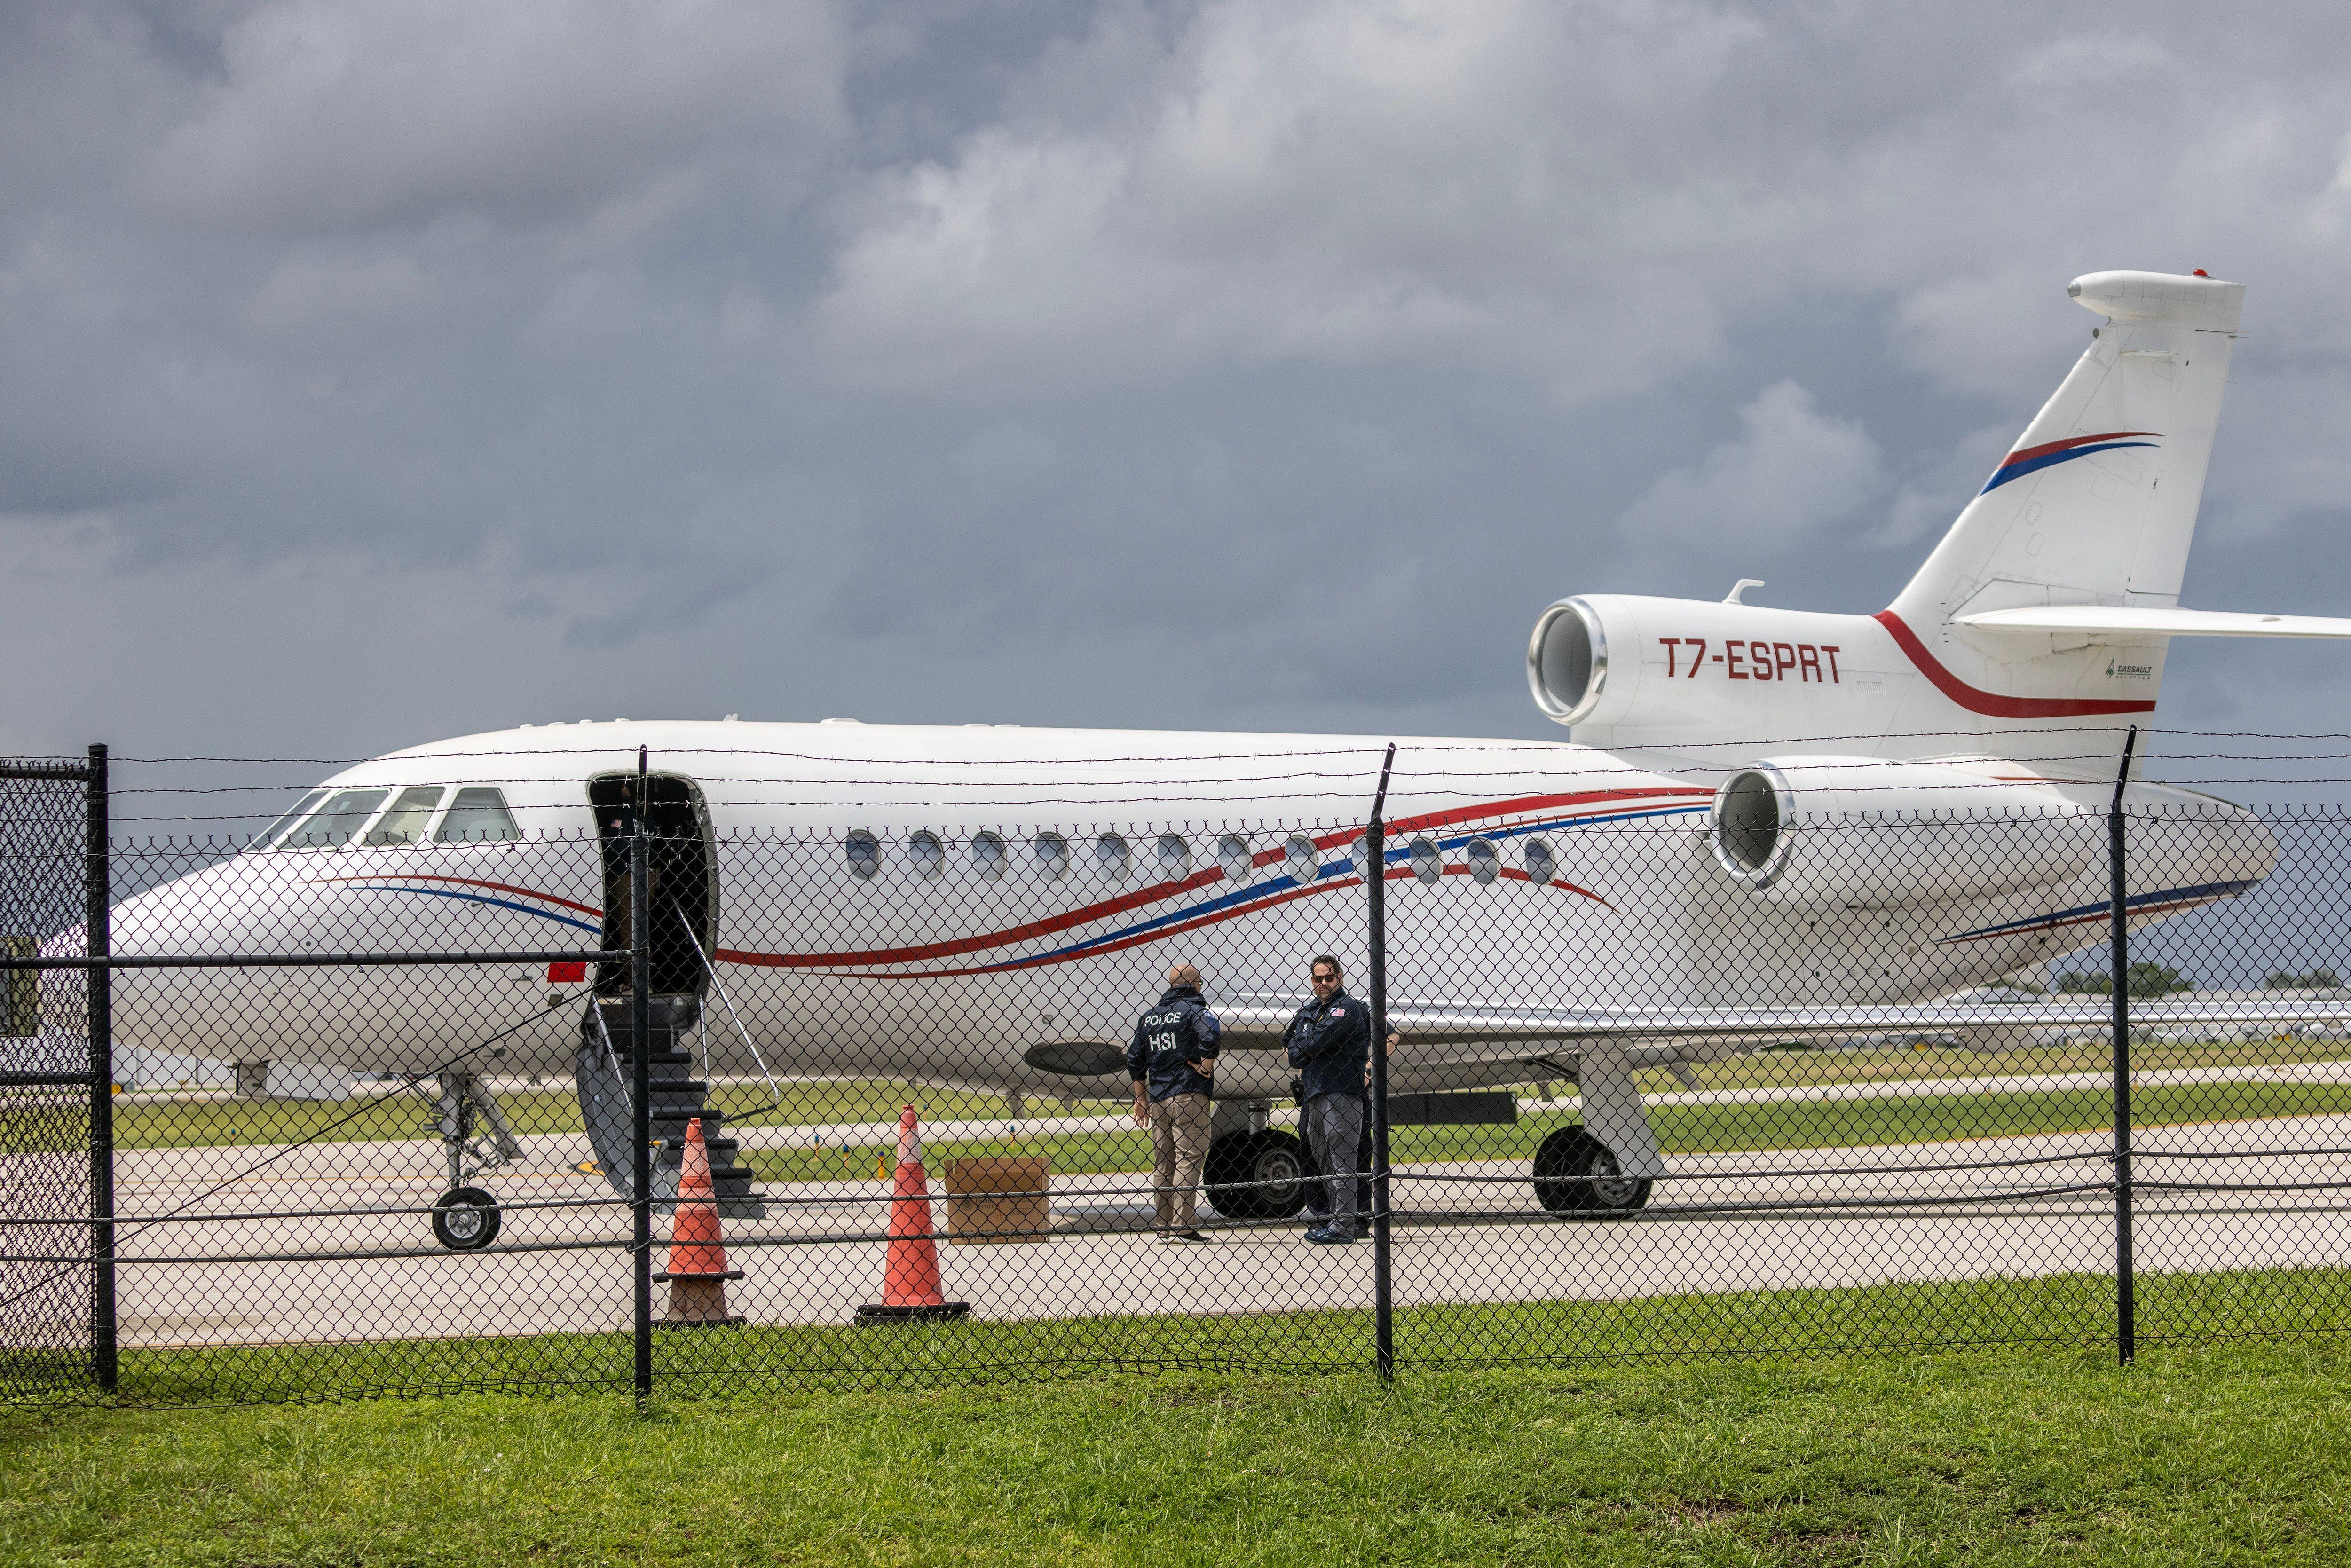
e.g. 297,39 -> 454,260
432,1186 -> 503,1251
1532,1128 -> 1652,1215
1203,1131 -> 1308,1221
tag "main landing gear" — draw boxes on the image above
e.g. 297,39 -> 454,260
1531,1126 -> 1653,1214
1203,1129 -> 1309,1221
1207,1124 -> 1652,1220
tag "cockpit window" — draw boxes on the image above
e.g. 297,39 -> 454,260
252,791 -> 325,851
434,786 -> 523,843
365,786 -> 445,846
288,789 -> 390,849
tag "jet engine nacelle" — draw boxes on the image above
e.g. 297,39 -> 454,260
1704,756 -> 2099,909
1527,594 -> 1886,737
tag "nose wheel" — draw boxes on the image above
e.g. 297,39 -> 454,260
432,1186 -> 503,1251
413,1068 -> 523,1251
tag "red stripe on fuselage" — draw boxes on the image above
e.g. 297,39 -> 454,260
1386,788 -> 1710,838
717,788 -> 1668,971
316,874 -> 604,918
717,865 -> 1230,969
1874,611 -> 2156,718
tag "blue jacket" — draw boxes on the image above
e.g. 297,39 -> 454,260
1128,985 -> 1222,1101
1283,988 -> 1370,1102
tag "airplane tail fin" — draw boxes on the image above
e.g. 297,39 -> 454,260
1885,270 -> 2244,749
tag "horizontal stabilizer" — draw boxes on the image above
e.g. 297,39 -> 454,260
1953,606 -> 2351,640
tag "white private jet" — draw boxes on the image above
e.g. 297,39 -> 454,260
68,269 -> 2351,1246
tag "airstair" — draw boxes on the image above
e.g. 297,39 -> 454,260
579,995 -> 769,1218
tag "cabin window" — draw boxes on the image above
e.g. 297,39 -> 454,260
365,786 -> 445,846
1285,835 -> 1319,886
1157,834 -> 1193,879
909,831 -> 945,879
1408,837 -> 1442,884
1523,837 -> 1556,885
971,831 -> 1008,880
1466,838 -> 1500,885
434,787 -> 522,843
1095,833 -> 1130,882
1348,836 -> 1371,882
1033,833 -> 1070,882
252,791 -> 325,851
291,788 -> 390,849
845,830 -> 881,881
1217,834 -> 1253,884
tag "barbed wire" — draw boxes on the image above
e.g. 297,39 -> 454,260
103,724 -> 2351,769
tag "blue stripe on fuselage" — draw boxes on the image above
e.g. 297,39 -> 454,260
344,884 -> 603,934
1939,879 -> 2257,943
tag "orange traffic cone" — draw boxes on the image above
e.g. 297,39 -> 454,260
653,1117 -> 745,1327
856,1106 -> 971,1324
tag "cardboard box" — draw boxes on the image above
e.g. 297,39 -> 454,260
941,1155 -> 1049,1245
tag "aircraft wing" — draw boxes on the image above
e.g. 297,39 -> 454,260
1212,994 -> 2351,1068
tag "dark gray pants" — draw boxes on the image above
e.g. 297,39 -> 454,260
1303,1093 -> 1366,1230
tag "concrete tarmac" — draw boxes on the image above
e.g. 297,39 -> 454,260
95,1105 -> 2351,1348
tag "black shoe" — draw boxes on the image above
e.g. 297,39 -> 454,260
1170,1229 -> 1208,1244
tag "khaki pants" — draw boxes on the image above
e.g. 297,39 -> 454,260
1148,1093 -> 1214,1232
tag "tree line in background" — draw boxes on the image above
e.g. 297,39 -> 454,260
2048,963 -> 2345,997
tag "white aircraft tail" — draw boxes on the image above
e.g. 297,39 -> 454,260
1885,270 -> 2245,736
1535,270 -> 2351,771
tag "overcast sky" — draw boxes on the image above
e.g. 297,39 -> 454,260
6,0 -> 2351,796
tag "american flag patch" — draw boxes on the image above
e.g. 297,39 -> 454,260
1328,1006 -> 1345,1016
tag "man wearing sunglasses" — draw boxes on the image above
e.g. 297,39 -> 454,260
1282,954 -> 1371,1244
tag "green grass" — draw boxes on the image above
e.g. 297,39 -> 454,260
110,1080 -> 1062,1153
116,1045 -> 2351,1178
742,1082 -> 2351,1185
55,1267 -> 2351,1409
7,1319 -> 2351,1563
114,1073 -> 2351,1193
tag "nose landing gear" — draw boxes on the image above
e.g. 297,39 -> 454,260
421,1070 -> 523,1251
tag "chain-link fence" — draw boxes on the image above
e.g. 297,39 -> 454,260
7,745 -> 2351,1403
0,752 -> 105,1401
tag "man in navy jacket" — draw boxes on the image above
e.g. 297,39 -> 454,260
1282,954 -> 1371,1243
1128,962 -> 1222,1242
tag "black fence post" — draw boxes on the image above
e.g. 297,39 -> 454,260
1367,744 -> 1396,1383
2108,726 -> 2138,1367
631,752 -> 653,1400
85,743 -> 115,1395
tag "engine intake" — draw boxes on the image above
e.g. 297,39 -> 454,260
1527,597 -> 1606,724
1706,757 -> 2099,908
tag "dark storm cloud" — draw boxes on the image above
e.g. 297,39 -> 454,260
3,0 -> 2351,768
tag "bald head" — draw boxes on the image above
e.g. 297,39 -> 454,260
1168,963 -> 1201,988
